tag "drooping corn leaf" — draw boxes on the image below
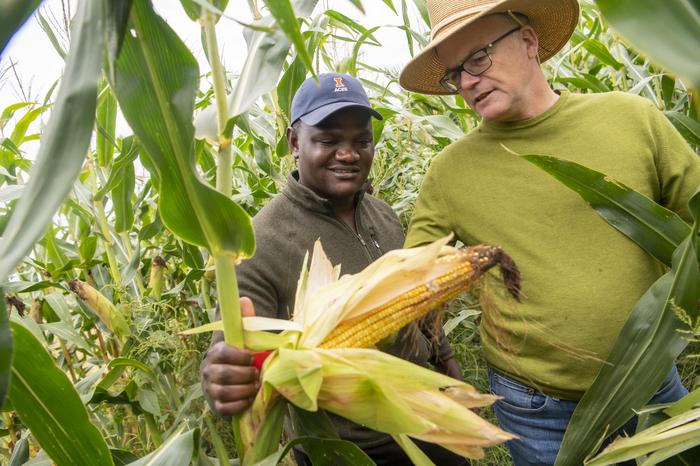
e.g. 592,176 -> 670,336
8,322 -> 113,466
595,0 -> 700,91
127,427 -> 198,466
522,154 -> 690,267
585,408 -> 700,465
0,0 -> 106,281
0,0 -> 43,54
0,288 -> 13,408
556,189 -> 700,466
262,0 -> 316,80
194,0 -> 319,142
111,0 -> 254,258
276,14 -> 328,123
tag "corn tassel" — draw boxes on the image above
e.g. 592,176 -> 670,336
319,245 -> 520,349
69,279 -> 130,340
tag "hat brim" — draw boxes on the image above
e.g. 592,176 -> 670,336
399,0 -> 579,95
299,102 -> 383,126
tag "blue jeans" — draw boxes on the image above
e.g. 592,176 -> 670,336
488,366 -> 688,466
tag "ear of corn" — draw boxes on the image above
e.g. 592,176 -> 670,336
148,255 -> 166,299
319,244 -> 520,349
69,279 -> 130,339
186,236 -> 519,461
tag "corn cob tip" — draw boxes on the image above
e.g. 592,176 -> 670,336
468,245 -> 521,302
69,279 -> 84,297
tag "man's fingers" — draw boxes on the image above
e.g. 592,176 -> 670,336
202,363 -> 258,385
207,382 -> 260,416
240,296 -> 255,318
206,341 -> 253,365
213,399 -> 254,417
207,381 -> 259,403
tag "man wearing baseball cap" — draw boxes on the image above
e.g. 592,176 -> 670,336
201,73 -> 466,465
400,0 -> 700,464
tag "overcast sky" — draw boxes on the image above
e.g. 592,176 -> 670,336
0,0 -> 426,111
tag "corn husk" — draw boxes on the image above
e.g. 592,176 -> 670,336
191,236 -> 520,464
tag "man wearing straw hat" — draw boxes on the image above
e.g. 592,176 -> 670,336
400,0 -> 700,464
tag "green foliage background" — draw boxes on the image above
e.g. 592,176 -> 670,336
0,0 -> 698,464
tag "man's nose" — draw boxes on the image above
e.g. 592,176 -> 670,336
336,143 -> 360,161
459,69 -> 481,91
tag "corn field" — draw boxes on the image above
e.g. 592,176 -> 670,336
1,0 -> 699,465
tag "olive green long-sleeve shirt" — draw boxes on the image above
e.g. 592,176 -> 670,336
406,91 -> 700,400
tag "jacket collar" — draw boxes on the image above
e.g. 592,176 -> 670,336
283,170 -> 371,215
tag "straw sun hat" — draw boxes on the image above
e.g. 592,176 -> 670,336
399,0 -> 580,95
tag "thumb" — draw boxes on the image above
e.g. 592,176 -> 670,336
240,296 -> 256,318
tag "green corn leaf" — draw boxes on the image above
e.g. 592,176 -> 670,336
178,0 -> 229,21
111,0 -> 254,259
411,0 -> 430,26
556,189 -> 700,466
401,0 -> 414,56
343,0 -> 365,14
113,161 -> 136,232
585,408 -> 700,465
522,154 -> 690,267
0,0 -> 107,282
105,0 -> 132,84
96,84 -> 118,167
253,437 -> 375,466
9,321 -> 113,465
128,427 -> 198,466
661,75 -> 677,110
262,0 -> 316,81
393,434 -> 435,466
10,105 -> 48,146
37,10 -> 67,58
94,136 -> 140,201
0,102 -> 32,132
0,0 -> 43,54
277,33 -> 317,123
595,0 -> 700,91
245,398 -> 288,464
108,357 -> 157,383
666,111 -> 700,146
0,288 -> 13,408
325,10 -> 378,42
581,38 -> 624,70
194,0 -> 319,140
348,26 -> 381,76
381,0 -> 397,14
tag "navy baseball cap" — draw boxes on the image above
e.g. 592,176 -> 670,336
290,73 -> 382,126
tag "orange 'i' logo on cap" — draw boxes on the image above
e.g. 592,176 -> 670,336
333,76 -> 348,92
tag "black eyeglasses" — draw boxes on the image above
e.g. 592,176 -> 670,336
439,26 -> 521,94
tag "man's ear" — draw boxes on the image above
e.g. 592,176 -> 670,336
520,26 -> 540,60
286,126 -> 299,160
